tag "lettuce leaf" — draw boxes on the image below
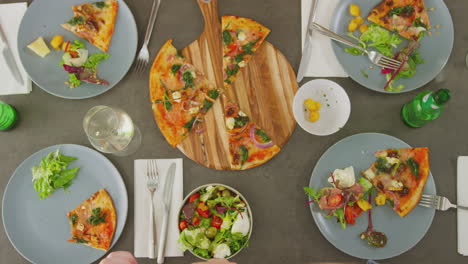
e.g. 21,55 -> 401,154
360,24 -> 402,57
83,53 -> 110,70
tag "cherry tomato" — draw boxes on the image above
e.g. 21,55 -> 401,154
196,202 -> 210,218
189,192 -> 200,203
179,220 -> 188,231
211,215 -> 223,229
345,203 -> 363,225
327,193 -> 343,207
192,217 -> 200,226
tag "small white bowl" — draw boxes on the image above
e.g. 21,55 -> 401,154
293,79 -> 351,136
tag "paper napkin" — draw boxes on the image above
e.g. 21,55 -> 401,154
457,157 -> 468,256
134,159 -> 184,258
0,2 -> 32,95
301,0 -> 348,77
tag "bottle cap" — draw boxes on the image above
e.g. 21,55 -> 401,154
433,89 -> 451,105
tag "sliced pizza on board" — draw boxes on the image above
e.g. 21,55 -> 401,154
67,189 -> 117,251
150,39 -> 220,147
221,95 -> 280,170
362,147 -> 430,217
367,0 -> 431,40
222,16 -> 270,88
62,0 -> 119,52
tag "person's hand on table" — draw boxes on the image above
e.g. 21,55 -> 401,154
193,259 -> 237,264
99,251 -> 137,264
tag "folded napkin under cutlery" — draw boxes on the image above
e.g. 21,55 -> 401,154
457,157 -> 468,256
134,159 -> 184,258
0,2 -> 31,95
301,0 -> 348,78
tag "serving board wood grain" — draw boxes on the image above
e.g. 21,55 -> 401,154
161,0 -> 298,170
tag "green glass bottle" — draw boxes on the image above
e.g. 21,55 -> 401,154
0,101 -> 19,131
401,89 -> 451,128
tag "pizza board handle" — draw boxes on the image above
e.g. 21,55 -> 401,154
197,0 -> 221,36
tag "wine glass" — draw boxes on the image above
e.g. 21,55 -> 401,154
83,106 -> 141,156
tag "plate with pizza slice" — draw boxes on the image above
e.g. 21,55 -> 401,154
17,0 -> 137,99
308,133 -> 436,259
2,144 -> 127,264
329,0 -> 453,93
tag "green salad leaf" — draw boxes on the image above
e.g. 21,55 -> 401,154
32,150 -> 80,199
83,53 -> 110,70
333,208 -> 346,229
360,24 -> 402,57
68,74 -> 81,88
304,186 -> 323,201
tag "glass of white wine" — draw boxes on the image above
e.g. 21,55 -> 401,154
83,106 -> 141,156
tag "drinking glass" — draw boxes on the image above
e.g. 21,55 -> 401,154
83,106 -> 141,156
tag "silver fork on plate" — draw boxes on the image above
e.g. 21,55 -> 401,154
134,0 -> 162,73
311,22 -> 402,70
146,160 -> 160,259
419,194 -> 468,211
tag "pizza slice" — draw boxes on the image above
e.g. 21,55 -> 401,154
222,16 -> 271,88
62,0 -> 119,52
361,147 -> 430,217
367,0 -> 431,40
221,95 -> 280,170
150,39 -> 220,147
67,189 -> 117,251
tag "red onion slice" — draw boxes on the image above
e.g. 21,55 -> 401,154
249,125 -> 274,149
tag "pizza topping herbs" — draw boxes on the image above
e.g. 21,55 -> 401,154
255,129 -> 270,143
73,236 -> 89,243
67,16 -> 85,26
223,30 -> 233,45
163,90 -> 173,111
171,64 -> 182,75
70,214 -> 78,225
182,71 -> 195,90
87,208 -> 107,226
32,150 -> 80,200
234,116 -> 249,128
387,5 -> 414,17
94,1 -> 108,8
208,89 -> 220,100
239,145 -> 249,165
407,157 -> 420,179
184,117 -> 197,132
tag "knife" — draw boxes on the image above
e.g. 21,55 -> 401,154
296,0 -> 320,83
0,25 -> 24,86
157,162 -> 176,264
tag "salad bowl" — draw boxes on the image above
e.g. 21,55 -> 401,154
177,183 -> 253,260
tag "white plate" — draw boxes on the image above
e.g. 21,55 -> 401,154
293,79 -> 351,136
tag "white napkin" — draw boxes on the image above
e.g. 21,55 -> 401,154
134,159 -> 184,258
301,0 -> 348,77
0,2 -> 31,95
457,157 -> 468,256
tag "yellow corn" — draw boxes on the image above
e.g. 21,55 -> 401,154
375,192 -> 387,206
348,20 -> 358,32
304,98 -> 321,112
359,24 -> 369,33
357,199 -> 373,211
308,111 -> 320,122
349,4 -> 361,17
353,16 -> 364,25
50,35 -> 64,50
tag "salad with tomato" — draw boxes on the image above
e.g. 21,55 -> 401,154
305,166 -> 374,228
178,185 -> 251,259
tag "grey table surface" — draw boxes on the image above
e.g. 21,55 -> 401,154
1,0 -> 467,263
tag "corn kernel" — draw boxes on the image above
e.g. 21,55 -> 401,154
353,16 -> 364,25
349,4 -> 361,17
304,98 -> 321,112
50,35 -> 64,50
359,24 -> 369,33
375,192 -> 387,206
308,111 -> 320,122
357,199 -> 373,211
348,20 -> 358,32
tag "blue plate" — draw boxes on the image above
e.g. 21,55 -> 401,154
17,0 -> 138,99
330,0 -> 454,93
2,144 -> 128,264
308,133 -> 436,260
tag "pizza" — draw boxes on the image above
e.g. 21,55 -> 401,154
62,0 -> 118,52
367,0 -> 431,40
222,16 -> 270,88
150,39 -> 220,147
67,189 -> 117,251
362,147 -> 430,217
222,95 -> 280,170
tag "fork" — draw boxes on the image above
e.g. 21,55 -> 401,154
419,194 -> 468,211
134,0 -> 162,73
146,160 -> 160,259
311,22 -> 402,70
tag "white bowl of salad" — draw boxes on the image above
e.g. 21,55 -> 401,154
177,184 -> 253,260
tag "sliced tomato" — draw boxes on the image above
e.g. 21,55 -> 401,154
345,203 -> 363,225
192,217 -> 200,226
211,215 -> 223,229
327,193 -> 343,207
179,220 -> 188,231
196,202 -> 210,218
189,192 -> 200,203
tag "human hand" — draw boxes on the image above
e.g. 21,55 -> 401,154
99,251 -> 138,264
192,258 -> 237,264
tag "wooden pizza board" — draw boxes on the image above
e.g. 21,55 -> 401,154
173,0 -> 298,170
